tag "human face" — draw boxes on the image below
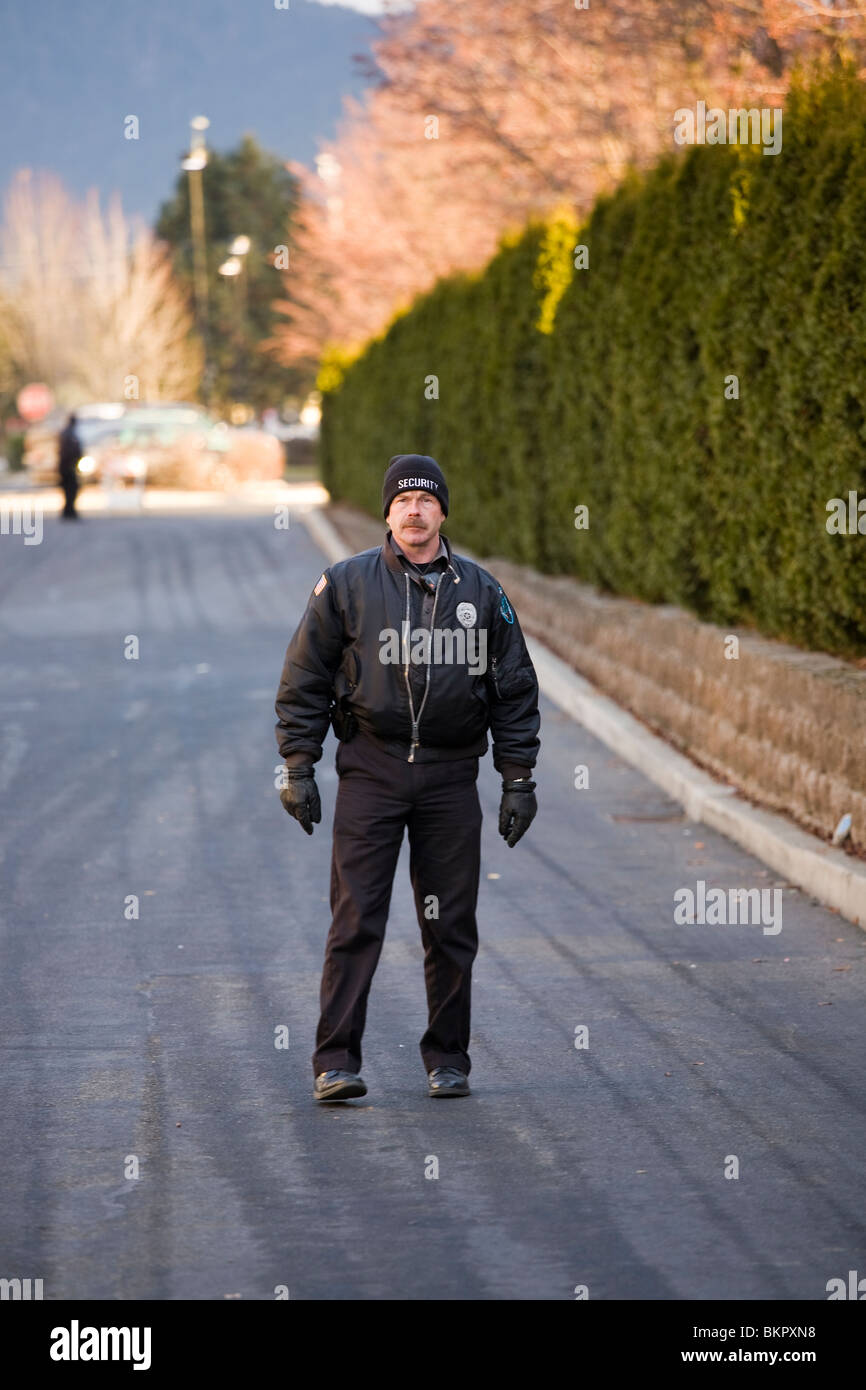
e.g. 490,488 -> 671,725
387,490 -> 444,560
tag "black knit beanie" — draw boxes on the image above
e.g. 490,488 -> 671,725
382,454 -> 449,519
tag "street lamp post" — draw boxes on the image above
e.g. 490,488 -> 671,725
181,115 -> 211,401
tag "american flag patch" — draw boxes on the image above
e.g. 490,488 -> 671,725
314,573 -> 328,596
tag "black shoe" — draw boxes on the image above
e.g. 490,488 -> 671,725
313,1069 -> 367,1102
427,1066 -> 470,1097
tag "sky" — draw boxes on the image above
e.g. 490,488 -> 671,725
0,0 -> 388,227
310,0 -> 409,11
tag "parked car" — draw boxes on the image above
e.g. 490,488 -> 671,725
24,402 -> 282,490
23,404 -> 126,485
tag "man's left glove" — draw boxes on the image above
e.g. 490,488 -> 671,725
498,777 -> 537,848
279,766 -> 321,836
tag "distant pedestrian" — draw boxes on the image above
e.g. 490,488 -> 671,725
58,413 -> 82,520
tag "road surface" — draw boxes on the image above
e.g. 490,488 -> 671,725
1,495 -> 864,1300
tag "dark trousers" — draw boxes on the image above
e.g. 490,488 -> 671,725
60,466 -> 79,518
313,730 -> 483,1078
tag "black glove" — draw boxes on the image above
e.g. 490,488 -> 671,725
279,766 -> 321,836
498,777 -> 537,848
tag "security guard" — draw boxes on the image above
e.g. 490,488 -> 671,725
275,455 -> 540,1102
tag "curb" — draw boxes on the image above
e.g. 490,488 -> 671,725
302,507 -> 866,930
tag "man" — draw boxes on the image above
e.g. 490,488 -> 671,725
58,412 -> 83,520
275,454 -> 540,1103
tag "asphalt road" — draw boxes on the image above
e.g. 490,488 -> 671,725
1,500 -> 864,1300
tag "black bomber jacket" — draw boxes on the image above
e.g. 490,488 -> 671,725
274,529 -> 541,776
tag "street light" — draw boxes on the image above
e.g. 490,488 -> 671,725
219,233 -> 250,315
218,233 -> 250,299
218,234 -> 251,415
181,115 -> 210,398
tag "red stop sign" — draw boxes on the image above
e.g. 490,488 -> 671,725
17,382 -> 55,422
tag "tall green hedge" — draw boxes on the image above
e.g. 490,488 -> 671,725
319,60 -> 866,657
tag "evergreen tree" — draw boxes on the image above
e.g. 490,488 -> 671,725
156,133 -> 306,413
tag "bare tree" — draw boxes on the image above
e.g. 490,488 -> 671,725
270,0 -> 866,366
0,170 -> 201,402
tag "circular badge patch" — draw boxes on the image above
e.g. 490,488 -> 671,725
456,601 -> 477,628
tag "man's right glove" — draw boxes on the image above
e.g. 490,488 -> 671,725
498,777 -> 537,848
279,766 -> 321,836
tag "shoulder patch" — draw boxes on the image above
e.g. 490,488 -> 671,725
498,585 -> 514,624
314,573 -> 328,597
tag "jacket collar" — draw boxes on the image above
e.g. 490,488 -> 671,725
384,528 -> 452,576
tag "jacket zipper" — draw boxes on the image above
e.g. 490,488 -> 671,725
402,566 -> 451,762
